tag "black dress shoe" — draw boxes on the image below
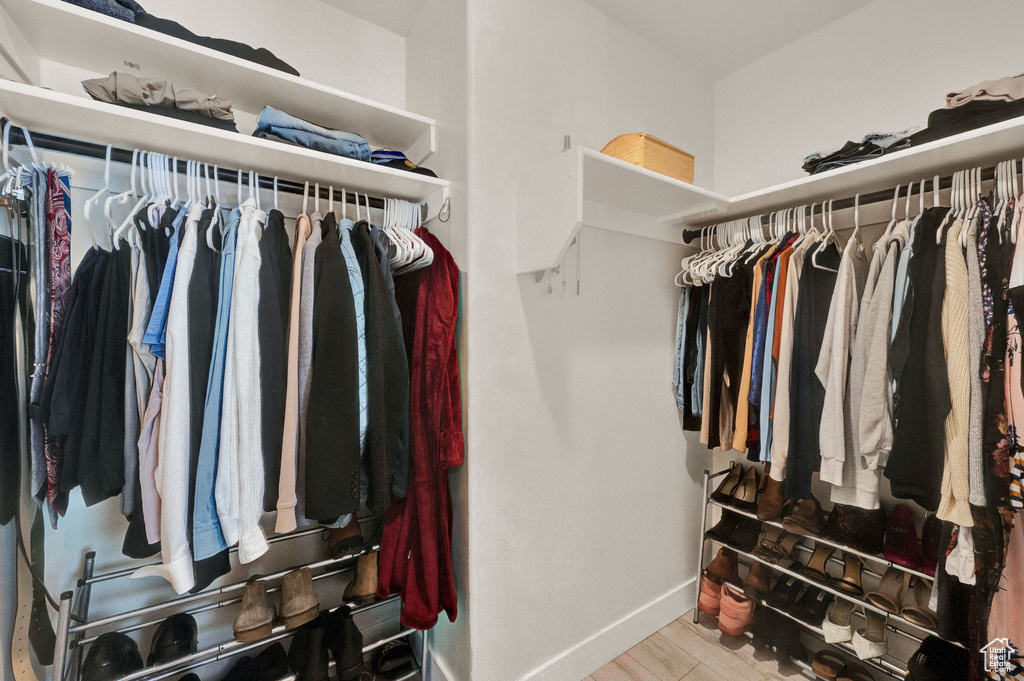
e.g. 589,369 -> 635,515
288,612 -> 330,681
324,607 -> 363,681
726,517 -> 762,553
750,607 -> 778,650
82,633 -> 143,681
705,511 -> 742,544
254,642 -> 290,681
767,576 -> 804,611
148,613 -> 198,666
791,586 -> 833,626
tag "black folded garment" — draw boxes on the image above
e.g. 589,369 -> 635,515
134,12 -> 299,76
62,0 -> 143,22
107,102 -> 238,133
909,98 -> 1024,147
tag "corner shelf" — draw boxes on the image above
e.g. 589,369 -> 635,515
516,146 -> 727,273
679,115 -> 1024,227
0,0 -> 437,163
0,80 -> 449,205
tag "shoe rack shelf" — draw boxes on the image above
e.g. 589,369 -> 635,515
694,466 -> 947,681
51,538 -> 427,681
707,498 -> 934,581
722,573 -> 909,679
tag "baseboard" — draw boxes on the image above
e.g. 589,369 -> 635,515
519,577 -> 698,681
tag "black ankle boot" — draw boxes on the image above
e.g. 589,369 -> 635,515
288,613 -> 329,681
324,607 -> 364,680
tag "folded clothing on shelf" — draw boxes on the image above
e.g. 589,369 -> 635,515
82,72 -> 238,132
802,127 -> 918,175
371,149 -> 438,178
908,98 -> 1024,147
132,12 -> 299,76
62,0 -> 142,22
947,73 -> 1024,109
254,106 -> 371,162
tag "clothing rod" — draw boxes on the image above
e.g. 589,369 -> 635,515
0,119 -> 426,215
68,545 -> 378,634
682,165 -> 998,243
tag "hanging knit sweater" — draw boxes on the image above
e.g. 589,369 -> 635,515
963,213 -> 987,506
938,218 -> 974,527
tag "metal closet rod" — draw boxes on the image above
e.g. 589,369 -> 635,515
682,164 -> 999,243
0,119 -> 421,213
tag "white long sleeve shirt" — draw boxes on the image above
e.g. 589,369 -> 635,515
216,200 -> 269,564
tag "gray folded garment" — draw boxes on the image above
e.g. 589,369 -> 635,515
82,71 -> 235,121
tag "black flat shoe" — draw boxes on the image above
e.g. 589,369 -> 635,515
705,511 -> 742,543
768,575 -> 804,611
726,517 -> 763,553
792,586 -> 833,626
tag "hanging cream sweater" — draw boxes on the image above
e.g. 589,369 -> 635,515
938,218 -> 975,527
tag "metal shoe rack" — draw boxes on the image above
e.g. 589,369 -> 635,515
51,527 -> 428,681
694,465 -> 952,681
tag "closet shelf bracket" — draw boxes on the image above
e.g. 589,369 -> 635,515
516,146 -> 727,274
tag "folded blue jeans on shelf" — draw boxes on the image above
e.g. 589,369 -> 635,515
255,106 -> 371,162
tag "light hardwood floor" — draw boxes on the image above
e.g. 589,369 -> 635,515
582,610 -> 805,681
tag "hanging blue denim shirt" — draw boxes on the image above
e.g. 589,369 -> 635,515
674,287 -> 690,410
759,265 -> 783,460
322,219 -> 368,530
192,208 -> 240,560
143,206 -> 189,357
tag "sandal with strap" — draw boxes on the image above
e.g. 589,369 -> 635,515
900,576 -> 938,629
829,553 -> 877,597
753,529 -> 801,564
802,544 -> 836,582
865,567 -> 911,614
811,649 -> 846,680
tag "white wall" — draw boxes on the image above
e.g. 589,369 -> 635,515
404,0 -> 471,679
713,0 -> 1024,196
465,0 -> 714,678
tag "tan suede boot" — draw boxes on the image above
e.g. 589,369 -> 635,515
343,552 -> 378,605
281,567 -> 319,629
233,577 -> 276,642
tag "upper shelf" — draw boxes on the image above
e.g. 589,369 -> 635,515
0,0 -> 437,163
0,80 -> 449,203
681,115 -> 1024,227
516,146 -> 726,273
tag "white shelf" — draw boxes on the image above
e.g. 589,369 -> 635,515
681,115 -> 1024,227
0,0 -> 437,163
516,146 -> 727,273
0,80 -> 449,204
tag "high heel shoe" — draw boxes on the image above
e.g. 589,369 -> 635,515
829,553 -> 877,597
899,576 -> 937,629
865,567 -> 911,614
852,609 -> 888,660
712,462 -> 745,504
753,526 -> 802,564
823,599 -> 856,644
729,466 -> 760,513
882,504 -> 922,570
801,544 -> 835,583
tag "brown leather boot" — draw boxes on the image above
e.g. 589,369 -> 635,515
325,517 -> 364,558
281,568 -> 319,629
742,562 -> 771,600
233,577 -> 276,642
704,547 -> 738,585
343,552 -> 378,605
757,476 -> 785,521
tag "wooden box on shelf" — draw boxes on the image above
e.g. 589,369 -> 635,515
600,133 -> 694,184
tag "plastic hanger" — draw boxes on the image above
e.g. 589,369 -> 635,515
811,200 -> 838,272
82,144 -> 113,249
313,182 -> 320,215
273,176 -> 279,211
328,185 -> 335,216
